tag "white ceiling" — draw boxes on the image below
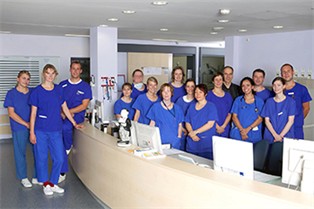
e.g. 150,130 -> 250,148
1,0 -> 313,43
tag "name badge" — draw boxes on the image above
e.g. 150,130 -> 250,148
252,126 -> 259,131
278,112 -> 283,116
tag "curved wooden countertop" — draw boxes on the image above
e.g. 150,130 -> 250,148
70,123 -> 314,209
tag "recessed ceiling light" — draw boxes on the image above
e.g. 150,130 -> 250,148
122,10 -> 136,14
99,24 -> 108,27
160,28 -> 168,32
65,34 -> 90,38
0,31 -> 11,34
218,19 -> 229,23
238,29 -> 247,32
213,26 -> 224,31
152,1 -> 168,6
108,18 -> 119,22
273,25 -> 283,29
210,32 -> 218,35
219,9 -> 230,15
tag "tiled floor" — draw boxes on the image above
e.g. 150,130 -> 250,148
0,138 -> 109,209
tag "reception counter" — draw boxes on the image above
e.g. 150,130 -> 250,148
70,123 -> 314,209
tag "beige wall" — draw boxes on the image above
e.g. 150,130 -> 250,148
127,52 -> 172,88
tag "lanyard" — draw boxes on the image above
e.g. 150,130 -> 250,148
162,100 -> 176,118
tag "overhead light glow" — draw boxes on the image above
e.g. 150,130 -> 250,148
152,1 -> 168,6
238,29 -> 247,32
108,18 -> 119,22
160,28 -> 168,32
0,31 -> 11,34
210,32 -> 218,35
273,25 -> 283,29
219,9 -> 230,15
218,19 -> 229,23
213,26 -> 224,31
122,10 -> 136,14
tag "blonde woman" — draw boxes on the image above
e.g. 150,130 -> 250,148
132,77 -> 160,124
4,70 -> 39,187
29,64 -> 80,195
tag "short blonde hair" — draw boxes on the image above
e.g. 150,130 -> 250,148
146,76 -> 158,85
42,64 -> 58,81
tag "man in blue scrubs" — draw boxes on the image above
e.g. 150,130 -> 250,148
281,63 -> 312,139
59,61 -> 92,182
252,69 -> 272,102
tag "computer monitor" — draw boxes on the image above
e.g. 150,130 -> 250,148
282,138 -> 314,191
133,122 -> 163,154
212,136 -> 254,179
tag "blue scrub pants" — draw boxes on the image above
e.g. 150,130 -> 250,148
12,130 -> 37,180
60,120 -> 74,173
34,131 -> 64,185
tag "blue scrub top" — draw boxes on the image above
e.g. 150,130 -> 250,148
284,83 -> 312,138
175,96 -> 196,116
4,88 -> 32,132
206,90 -> 233,137
29,84 -> 65,132
230,95 -> 264,143
59,79 -> 92,123
185,101 -> 218,153
171,83 -> 186,103
130,83 -> 147,100
114,98 -> 135,120
132,93 -> 160,124
256,88 -> 272,102
261,96 -> 296,144
147,102 -> 184,149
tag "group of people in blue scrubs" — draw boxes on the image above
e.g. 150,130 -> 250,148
4,61 -> 91,195
114,63 -> 312,163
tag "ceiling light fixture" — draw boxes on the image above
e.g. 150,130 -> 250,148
273,25 -> 283,29
218,19 -> 229,23
122,10 -> 136,14
0,31 -> 11,34
213,26 -> 224,31
219,9 -> 230,15
152,1 -> 168,6
210,32 -> 218,35
65,34 -> 90,38
108,18 -> 119,22
238,29 -> 247,32
160,28 -> 168,32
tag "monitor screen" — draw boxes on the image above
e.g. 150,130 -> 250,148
212,136 -> 254,179
282,138 -> 314,187
133,122 -> 163,154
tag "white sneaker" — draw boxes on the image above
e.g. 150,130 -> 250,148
51,185 -> 64,194
58,174 -> 66,183
32,178 -> 43,185
43,185 -> 53,196
21,178 -> 32,188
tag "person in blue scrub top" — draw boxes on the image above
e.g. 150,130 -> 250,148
29,64 -> 80,196
133,76 -> 160,124
280,63 -> 312,139
206,72 -> 233,137
185,84 -> 218,160
114,82 -> 135,120
261,77 -> 296,143
130,69 -> 147,100
4,70 -> 40,188
176,79 -> 196,150
230,77 -> 264,143
147,83 -> 184,149
58,61 -> 92,183
252,69 -> 272,102
170,66 -> 186,102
